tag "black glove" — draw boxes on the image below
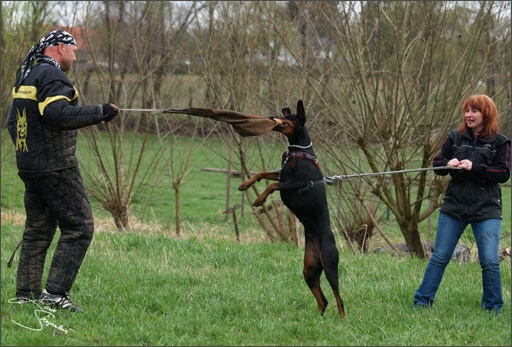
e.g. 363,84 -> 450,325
102,103 -> 119,123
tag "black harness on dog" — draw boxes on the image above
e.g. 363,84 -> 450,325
297,178 -> 326,195
281,150 -> 324,195
288,151 -> 321,169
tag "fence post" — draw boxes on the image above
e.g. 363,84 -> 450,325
223,204 -> 242,242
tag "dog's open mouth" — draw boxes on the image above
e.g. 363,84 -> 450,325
273,124 -> 289,132
271,118 -> 286,131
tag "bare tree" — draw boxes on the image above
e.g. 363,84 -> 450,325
269,1 -> 511,257
1,1 -> 55,165
74,1 -> 195,230
156,125 -> 204,236
188,1 -> 300,244
6,1 -> 508,249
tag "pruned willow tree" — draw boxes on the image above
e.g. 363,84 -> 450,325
184,0 -> 510,253
73,1 -> 196,230
265,1 -> 511,258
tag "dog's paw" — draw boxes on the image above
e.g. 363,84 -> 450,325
238,180 -> 255,191
238,183 -> 249,191
253,197 -> 266,207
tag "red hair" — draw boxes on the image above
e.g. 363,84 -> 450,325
458,94 -> 500,138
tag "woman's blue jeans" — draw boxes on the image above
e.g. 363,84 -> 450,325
413,212 -> 503,312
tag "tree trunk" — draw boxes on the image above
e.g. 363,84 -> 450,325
113,205 -> 131,231
399,221 -> 426,259
175,187 -> 181,236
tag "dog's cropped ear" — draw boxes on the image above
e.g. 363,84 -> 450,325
282,107 -> 291,116
297,100 -> 306,125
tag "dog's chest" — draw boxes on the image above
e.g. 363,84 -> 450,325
279,150 -> 322,180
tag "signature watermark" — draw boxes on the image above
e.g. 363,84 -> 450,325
7,298 -> 77,334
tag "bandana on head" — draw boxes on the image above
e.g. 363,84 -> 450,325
15,29 -> 77,88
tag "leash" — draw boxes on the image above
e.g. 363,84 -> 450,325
325,166 -> 461,183
117,108 -> 176,113
296,166 -> 458,193
7,238 -> 23,268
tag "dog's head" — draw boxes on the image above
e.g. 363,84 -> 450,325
271,100 -> 306,138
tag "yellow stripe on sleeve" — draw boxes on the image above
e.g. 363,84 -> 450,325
39,95 -> 72,115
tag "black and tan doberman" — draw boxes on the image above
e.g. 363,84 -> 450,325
238,100 -> 346,317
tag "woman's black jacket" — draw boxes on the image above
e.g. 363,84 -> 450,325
433,129 -> 511,221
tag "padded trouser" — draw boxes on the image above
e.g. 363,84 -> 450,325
16,167 -> 94,298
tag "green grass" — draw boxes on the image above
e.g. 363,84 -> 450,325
1,224 -> 510,346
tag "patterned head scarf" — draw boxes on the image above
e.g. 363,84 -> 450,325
15,29 -> 77,88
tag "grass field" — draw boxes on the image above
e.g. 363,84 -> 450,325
1,222 -> 510,346
1,129 -> 511,346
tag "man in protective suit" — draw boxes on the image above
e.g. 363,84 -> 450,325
7,29 -> 119,312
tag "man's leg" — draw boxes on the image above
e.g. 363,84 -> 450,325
16,173 -> 57,300
44,167 -> 94,296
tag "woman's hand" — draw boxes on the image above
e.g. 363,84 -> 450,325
448,158 -> 460,167
458,159 -> 472,171
448,158 -> 472,171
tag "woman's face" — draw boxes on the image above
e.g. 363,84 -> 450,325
465,107 -> 484,134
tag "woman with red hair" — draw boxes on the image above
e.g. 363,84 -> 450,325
413,94 -> 510,315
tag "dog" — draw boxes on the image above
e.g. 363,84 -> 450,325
238,100 -> 346,317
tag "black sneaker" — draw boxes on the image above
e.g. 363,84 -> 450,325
39,289 -> 83,313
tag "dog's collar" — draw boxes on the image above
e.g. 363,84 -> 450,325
287,142 -> 312,149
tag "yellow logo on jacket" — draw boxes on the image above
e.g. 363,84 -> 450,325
16,108 -> 28,152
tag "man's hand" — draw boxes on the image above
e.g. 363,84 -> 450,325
102,103 -> 119,123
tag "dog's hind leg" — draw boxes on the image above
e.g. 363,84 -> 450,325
320,234 -> 346,318
303,234 -> 328,315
